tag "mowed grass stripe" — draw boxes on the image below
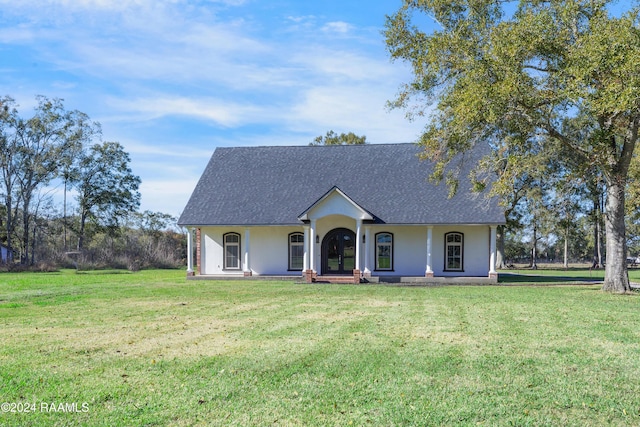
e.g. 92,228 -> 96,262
0,270 -> 639,426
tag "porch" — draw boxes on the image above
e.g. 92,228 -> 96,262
186,273 -> 499,285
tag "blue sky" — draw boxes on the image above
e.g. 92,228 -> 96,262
0,0 -> 428,218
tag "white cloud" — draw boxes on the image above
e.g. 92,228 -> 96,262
27,13 -> 272,91
322,21 -> 353,34
106,96 -> 266,127
124,140 -> 213,159
139,177 -> 205,217
288,84 -> 424,144
0,0 -> 239,13
0,0 -> 428,217
0,26 -> 39,43
286,15 -> 315,24
290,47 -> 394,82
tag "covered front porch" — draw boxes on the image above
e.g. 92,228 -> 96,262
183,220 -> 499,281
298,187 -> 498,283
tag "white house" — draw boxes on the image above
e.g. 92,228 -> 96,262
178,143 -> 505,283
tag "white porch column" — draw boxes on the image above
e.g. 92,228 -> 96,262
243,228 -> 251,276
489,225 -> 497,277
186,227 -> 194,275
303,225 -> 310,272
364,226 -> 371,276
355,219 -> 362,271
309,219 -> 317,272
426,226 -> 434,277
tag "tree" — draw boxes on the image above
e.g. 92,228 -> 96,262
71,141 -> 141,250
0,97 -> 21,263
310,130 -> 367,146
385,0 -> 640,292
0,96 -> 91,264
15,97 -> 92,264
552,183 -> 585,269
133,210 -> 177,237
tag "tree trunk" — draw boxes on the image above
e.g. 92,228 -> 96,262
21,198 -> 30,265
597,192 -> 604,267
592,196 -> 600,268
5,192 -> 12,264
563,224 -> 569,269
602,181 -> 631,293
531,222 -> 538,269
63,178 -> 68,252
31,222 -> 36,266
77,209 -> 87,251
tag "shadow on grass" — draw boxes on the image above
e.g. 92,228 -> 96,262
75,270 -> 134,275
499,273 -> 602,284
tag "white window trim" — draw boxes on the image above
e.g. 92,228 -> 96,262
223,232 -> 241,270
289,232 -> 304,271
375,232 -> 393,271
445,232 -> 464,271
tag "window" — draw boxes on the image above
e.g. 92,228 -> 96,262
445,232 -> 463,271
375,232 -> 393,271
289,232 -> 304,271
224,233 -> 241,270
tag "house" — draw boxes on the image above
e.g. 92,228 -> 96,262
178,143 -> 505,283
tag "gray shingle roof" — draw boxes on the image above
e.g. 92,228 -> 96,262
178,143 -> 505,226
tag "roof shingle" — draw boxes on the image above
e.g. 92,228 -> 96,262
178,143 -> 504,226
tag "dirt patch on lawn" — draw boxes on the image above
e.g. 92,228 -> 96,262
360,299 -> 404,308
36,314 -> 249,360
296,310 -> 371,322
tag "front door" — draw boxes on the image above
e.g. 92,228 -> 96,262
322,228 -> 356,275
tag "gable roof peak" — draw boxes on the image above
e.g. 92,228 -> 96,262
298,186 -> 374,221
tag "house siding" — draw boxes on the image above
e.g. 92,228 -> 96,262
200,226 -> 305,276
432,225 -> 491,277
362,225 -> 490,277
198,224 -> 492,277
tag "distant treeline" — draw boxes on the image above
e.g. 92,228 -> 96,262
0,95 -> 183,270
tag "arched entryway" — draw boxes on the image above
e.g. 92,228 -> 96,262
321,228 -> 356,275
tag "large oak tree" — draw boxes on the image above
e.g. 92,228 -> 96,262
385,0 -> 640,292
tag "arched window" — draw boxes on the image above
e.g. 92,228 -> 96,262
223,233 -> 241,270
375,232 -> 393,271
289,232 -> 304,271
445,232 -> 463,271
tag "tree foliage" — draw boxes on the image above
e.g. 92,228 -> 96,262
310,130 -> 367,146
71,141 -> 141,250
385,0 -> 640,292
0,96 -> 95,263
0,96 -> 162,268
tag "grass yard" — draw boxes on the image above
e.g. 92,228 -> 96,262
1,270 -> 639,426
500,263 -> 640,285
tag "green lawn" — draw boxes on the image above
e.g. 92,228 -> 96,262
1,270 -> 639,426
500,264 -> 640,284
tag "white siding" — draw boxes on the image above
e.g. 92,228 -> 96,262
199,223 -> 492,277
430,225 -> 490,276
362,225 -> 491,277
200,226 -> 305,276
